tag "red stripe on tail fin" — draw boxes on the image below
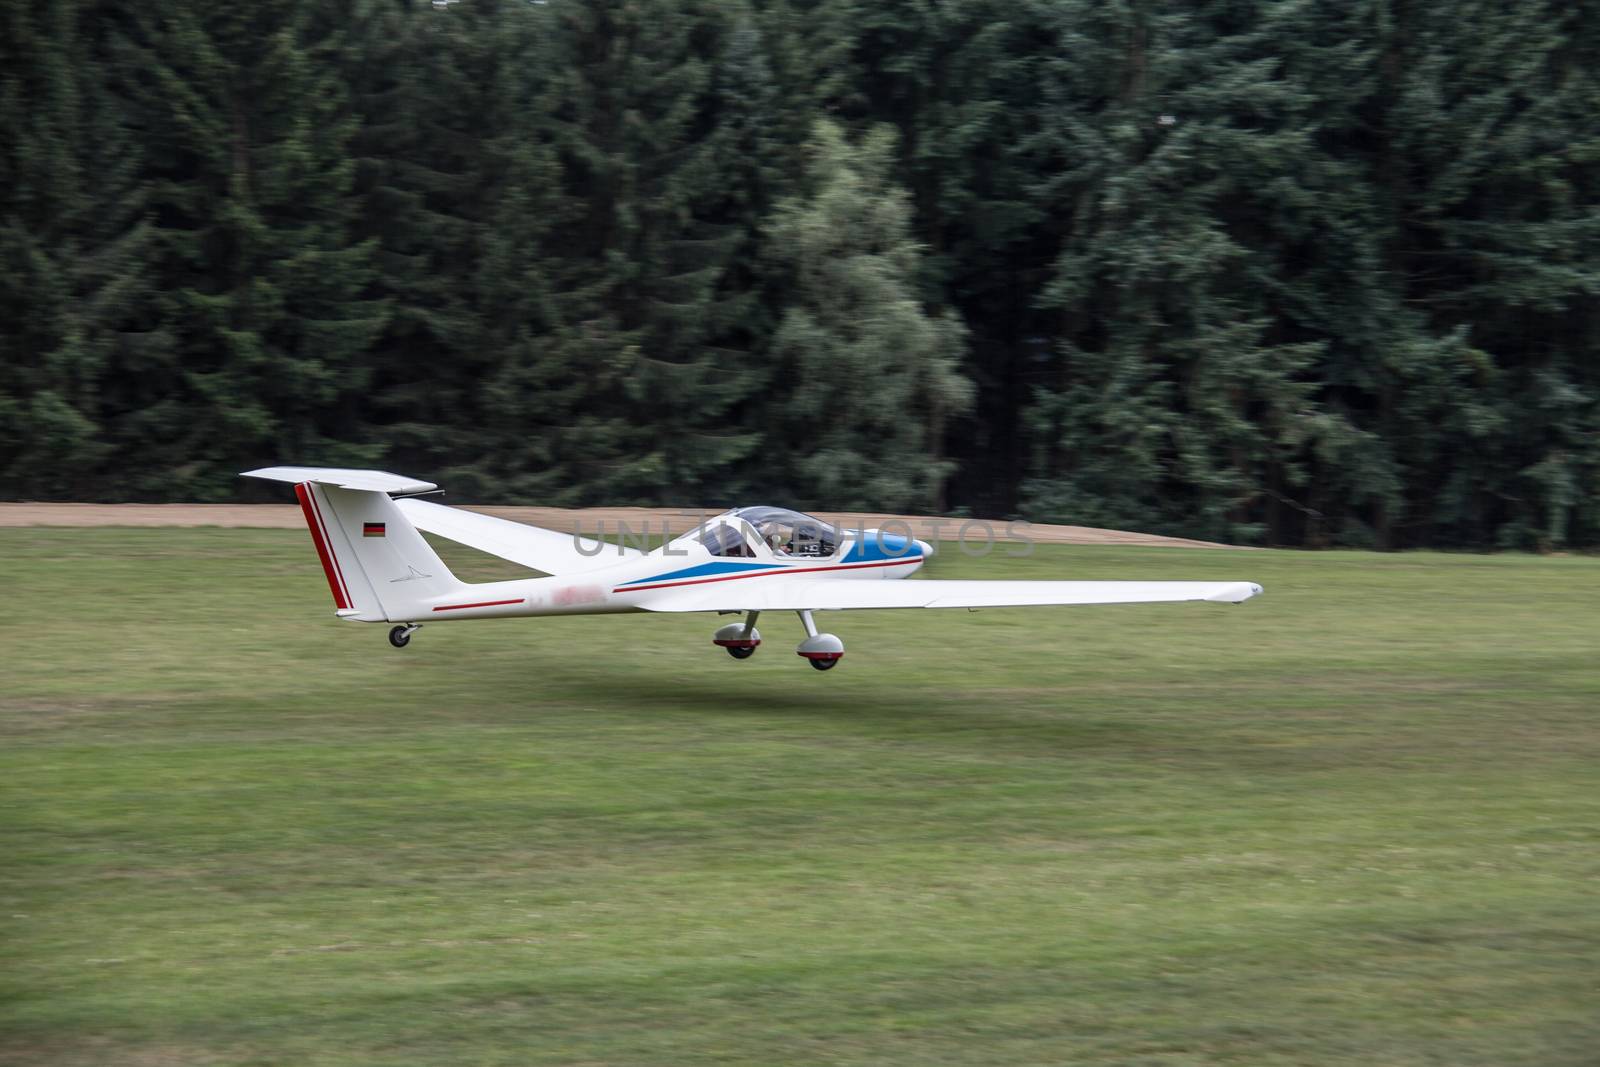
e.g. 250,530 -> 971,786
295,482 -> 351,609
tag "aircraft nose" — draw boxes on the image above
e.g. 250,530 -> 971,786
914,538 -> 935,558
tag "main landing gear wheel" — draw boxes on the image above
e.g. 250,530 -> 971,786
794,610 -> 844,671
388,624 -> 418,649
713,617 -> 761,661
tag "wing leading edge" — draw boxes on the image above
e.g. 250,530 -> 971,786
633,579 -> 1262,613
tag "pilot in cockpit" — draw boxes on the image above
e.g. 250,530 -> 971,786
735,506 -> 838,559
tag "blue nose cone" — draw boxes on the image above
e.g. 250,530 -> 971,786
875,531 -> 917,556
845,529 -> 927,563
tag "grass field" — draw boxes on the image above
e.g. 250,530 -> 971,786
3,528 -> 1597,1066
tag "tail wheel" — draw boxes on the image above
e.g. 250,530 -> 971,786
388,625 -> 413,649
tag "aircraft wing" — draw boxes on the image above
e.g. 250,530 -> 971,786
634,579 -> 1262,613
396,498 -> 641,576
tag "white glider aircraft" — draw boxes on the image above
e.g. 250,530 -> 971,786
244,467 -> 1262,670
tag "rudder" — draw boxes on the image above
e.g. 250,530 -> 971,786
289,480 -> 465,622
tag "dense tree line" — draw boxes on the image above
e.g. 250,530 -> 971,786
3,0 -> 1598,547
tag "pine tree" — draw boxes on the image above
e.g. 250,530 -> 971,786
345,0 -> 546,488
0,0 -> 150,498
1366,0 -> 1600,547
498,0 -> 766,505
1019,0 -> 1343,543
117,0 -> 385,499
1261,0 -> 1600,547
460,0 -> 577,502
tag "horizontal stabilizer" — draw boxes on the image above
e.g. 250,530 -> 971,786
635,579 -> 1263,613
241,466 -> 437,495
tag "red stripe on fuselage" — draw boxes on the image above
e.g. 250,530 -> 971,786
432,598 -> 526,612
615,556 -> 920,593
295,482 -> 350,609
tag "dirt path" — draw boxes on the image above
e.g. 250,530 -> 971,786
0,502 -> 1244,549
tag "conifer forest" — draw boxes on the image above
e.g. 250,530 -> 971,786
3,0 -> 1598,548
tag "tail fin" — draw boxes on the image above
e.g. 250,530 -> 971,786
245,467 -> 465,621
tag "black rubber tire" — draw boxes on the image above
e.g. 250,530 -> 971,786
388,625 -> 412,649
809,656 -> 838,671
726,645 -> 755,660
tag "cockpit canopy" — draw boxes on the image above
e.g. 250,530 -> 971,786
686,506 -> 841,558
731,506 -> 839,557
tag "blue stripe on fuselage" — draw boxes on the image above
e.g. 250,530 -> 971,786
617,560 -> 784,587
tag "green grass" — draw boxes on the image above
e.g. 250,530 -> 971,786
2,529 -> 1597,1066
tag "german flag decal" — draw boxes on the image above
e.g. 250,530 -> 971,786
363,522 -> 386,538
